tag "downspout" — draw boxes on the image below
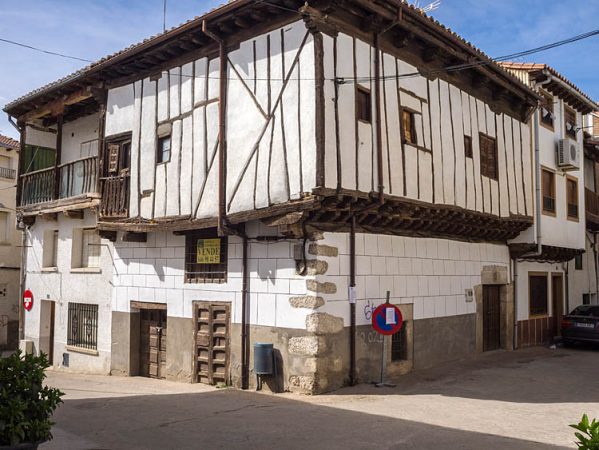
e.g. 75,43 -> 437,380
349,216 -> 356,385
564,261 -> 570,314
595,233 -> 599,304
241,228 -> 249,389
202,21 -> 228,237
373,33 -> 384,204
512,258 -> 518,349
18,223 -> 27,342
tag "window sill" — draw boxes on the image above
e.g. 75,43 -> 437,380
65,345 -> 99,356
541,210 -> 556,217
41,267 -> 58,273
70,267 -> 102,274
567,216 -> 580,223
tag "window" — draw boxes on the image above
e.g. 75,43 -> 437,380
539,90 -> 554,129
575,254 -> 583,271
72,228 -> 101,269
479,133 -> 497,179
42,230 -> 59,268
566,176 -> 579,220
185,231 -> 228,283
157,135 -> 171,164
402,110 -> 417,145
0,155 -> 10,170
541,168 -> 556,214
464,135 -> 473,158
391,321 -> 408,361
583,294 -> 591,306
67,303 -> 98,351
105,134 -> 132,175
529,273 -> 548,316
565,106 -> 577,139
356,87 -> 371,123
0,212 -> 8,243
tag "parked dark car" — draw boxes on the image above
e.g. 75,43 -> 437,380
561,305 -> 599,345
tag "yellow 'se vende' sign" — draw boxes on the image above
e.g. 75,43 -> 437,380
197,238 -> 221,264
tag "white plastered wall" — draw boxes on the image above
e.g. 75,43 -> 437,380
322,32 -> 533,219
104,20 -> 316,222
111,220 -> 313,330
61,113 -> 99,163
22,210 -> 113,373
314,232 -> 509,326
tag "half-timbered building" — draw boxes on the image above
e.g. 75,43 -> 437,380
501,63 -> 597,348
4,0 -> 541,393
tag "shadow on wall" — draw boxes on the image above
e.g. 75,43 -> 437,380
47,389 -> 564,450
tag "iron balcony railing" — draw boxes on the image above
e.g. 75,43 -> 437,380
19,156 -> 98,207
0,167 -> 16,180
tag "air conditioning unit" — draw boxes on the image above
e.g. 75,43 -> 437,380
557,138 -> 580,170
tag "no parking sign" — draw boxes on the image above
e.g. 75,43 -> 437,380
23,289 -> 33,311
372,302 -> 403,336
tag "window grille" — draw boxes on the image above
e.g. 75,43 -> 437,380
185,231 -> 228,283
67,303 -> 98,350
391,322 -> 408,361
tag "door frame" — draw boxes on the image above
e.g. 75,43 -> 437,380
132,301 -> 167,379
482,285 -> 501,352
551,272 -> 564,336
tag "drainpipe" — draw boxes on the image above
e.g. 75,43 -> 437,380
349,216 -> 357,385
592,232 -> 599,306
18,223 -> 28,342
373,33 -> 384,205
241,228 -> 249,389
512,257 -> 518,349
202,21 -> 228,237
563,261 -> 570,314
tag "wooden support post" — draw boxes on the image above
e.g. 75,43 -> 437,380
54,115 -> 63,201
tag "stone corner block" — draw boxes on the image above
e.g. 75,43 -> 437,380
481,265 -> 508,285
289,295 -> 325,309
306,279 -> 337,294
288,375 -> 316,394
306,312 -> 344,335
288,336 -> 326,356
308,244 -> 339,258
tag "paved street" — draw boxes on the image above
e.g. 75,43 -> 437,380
40,346 -> 599,449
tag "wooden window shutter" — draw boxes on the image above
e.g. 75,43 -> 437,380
107,143 -> 120,174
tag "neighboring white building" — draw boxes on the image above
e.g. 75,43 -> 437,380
5,0 -> 543,393
0,134 -> 20,350
501,63 -> 597,347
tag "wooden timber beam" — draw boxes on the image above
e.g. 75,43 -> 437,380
20,88 -> 95,122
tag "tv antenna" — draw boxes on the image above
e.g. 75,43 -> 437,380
411,0 -> 442,13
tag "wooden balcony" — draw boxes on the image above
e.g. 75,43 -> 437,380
100,175 -> 129,218
585,188 -> 599,231
19,156 -> 99,210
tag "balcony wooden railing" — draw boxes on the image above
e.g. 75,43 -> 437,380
100,175 -> 129,218
0,167 -> 16,180
20,167 -> 55,206
59,156 -> 97,199
19,156 -> 98,207
586,188 -> 599,229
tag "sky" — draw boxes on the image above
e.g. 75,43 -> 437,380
0,0 -> 597,139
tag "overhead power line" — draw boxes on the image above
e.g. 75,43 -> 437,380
0,37 -> 92,63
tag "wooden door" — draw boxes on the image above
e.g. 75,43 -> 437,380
140,309 -> 167,379
483,286 -> 501,352
552,274 -> 564,336
194,302 -> 230,385
100,137 -> 131,218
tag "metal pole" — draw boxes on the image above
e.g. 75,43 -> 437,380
349,216 -> 356,385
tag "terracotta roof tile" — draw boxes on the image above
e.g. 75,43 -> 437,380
4,0 -> 536,112
499,62 -> 597,108
0,134 -> 19,149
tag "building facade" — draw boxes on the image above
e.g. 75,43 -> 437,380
501,63 -> 597,348
5,0 -> 546,393
0,134 -> 20,350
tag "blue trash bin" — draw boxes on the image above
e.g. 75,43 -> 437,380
254,343 -> 274,375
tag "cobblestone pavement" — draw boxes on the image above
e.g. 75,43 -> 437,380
41,346 -> 599,449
